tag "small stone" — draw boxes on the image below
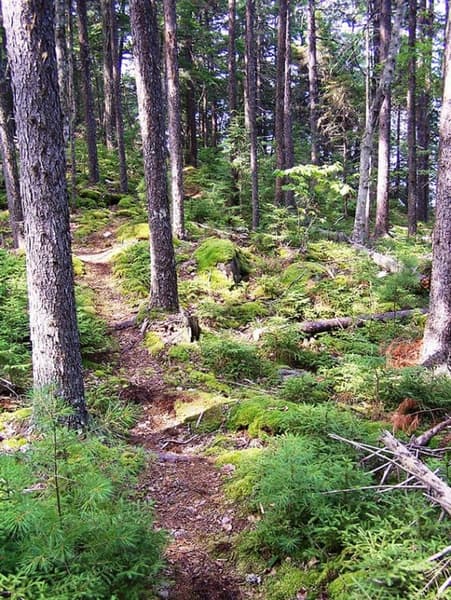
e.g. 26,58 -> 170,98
245,573 -> 262,585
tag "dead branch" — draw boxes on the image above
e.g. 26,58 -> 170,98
299,307 -> 428,336
411,416 -> 451,448
380,431 -> 451,515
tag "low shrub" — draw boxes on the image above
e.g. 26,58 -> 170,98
112,241 -> 150,298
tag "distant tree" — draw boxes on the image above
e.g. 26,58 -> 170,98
3,0 -> 87,426
129,0 -> 179,311
374,0 -> 392,238
307,0 -> 320,165
245,0 -> 259,229
101,0 -> 116,150
283,0 -> 294,208
275,0 -> 288,206
352,0 -> 404,245
163,0 -> 185,240
420,9 -> 451,372
407,0 -> 418,236
76,0 -> 99,184
0,12 -> 23,248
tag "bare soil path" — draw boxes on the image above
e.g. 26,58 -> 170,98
77,247 -> 253,600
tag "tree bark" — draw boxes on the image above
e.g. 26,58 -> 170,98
352,0 -> 404,245
129,0 -> 179,312
416,0 -> 433,222
245,0 -> 259,229
307,0 -> 320,165
374,0 -> 392,238
274,0 -> 287,206
283,1 -> 295,208
227,0 -> 240,206
67,0 -> 77,207
163,0 -> 185,239
184,35 -> 197,167
54,0 -> 70,143
0,16 -> 23,248
3,0 -> 87,426
407,0 -> 418,236
420,10 -> 451,372
76,0 -> 99,184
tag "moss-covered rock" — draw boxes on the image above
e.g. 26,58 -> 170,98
144,331 -> 164,355
117,222 -> 149,241
174,392 -> 233,432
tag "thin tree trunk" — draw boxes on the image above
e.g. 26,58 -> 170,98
129,0 -> 179,312
0,15 -> 23,248
101,0 -> 116,149
307,0 -> 320,165
3,0 -> 87,426
76,0 -> 99,184
352,0 -> 404,245
245,0 -> 259,229
184,37 -> 197,167
407,0 -> 418,236
420,9 -> 451,372
375,0 -> 392,238
395,102 -> 402,201
67,0 -> 77,206
227,0 -> 240,206
416,0 -> 433,222
275,0 -> 287,206
163,0 -> 185,239
283,1 -> 295,208
54,0 -> 70,143
109,0 -> 128,192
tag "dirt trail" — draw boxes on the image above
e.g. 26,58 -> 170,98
78,251 -> 252,600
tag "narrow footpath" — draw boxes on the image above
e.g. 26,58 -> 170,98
77,249 -> 254,600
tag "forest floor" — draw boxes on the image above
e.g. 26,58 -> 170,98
76,237 -> 257,600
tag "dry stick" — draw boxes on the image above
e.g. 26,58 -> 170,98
380,431 -> 451,515
411,416 -> 451,447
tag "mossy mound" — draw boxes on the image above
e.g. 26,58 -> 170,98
175,392 -> 233,432
194,237 -> 252,282
117,222 -> 149,241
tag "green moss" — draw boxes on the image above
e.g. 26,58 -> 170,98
72,256 -> 85,277
144,331 -> 164,355
167,343 -> 193,362
117,222 -> 149,241
79,187 -> 103,201
1,437 -> 28,450
263,563 -> 325,600
174,392 -> 232,432
194,237 -> 236,270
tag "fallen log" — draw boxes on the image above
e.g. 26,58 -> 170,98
299,307 -> 428,336
380,430 -> 451,515
411,416 -> 451,448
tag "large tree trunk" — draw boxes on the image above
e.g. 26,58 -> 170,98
76,0 -> 99,184
3,0 -> 87,426
420,10 -> 451,372
0,17 -> 23,249
245,0 -> 259,229
274,0 -> 287,206
307,0 -> 320,165
407,0 -> 418,236
352,0 -> 404,245
163,0 -> 185,240
129,0 -> 179,312
374,0 -> 392,238
416,0 -> 433,223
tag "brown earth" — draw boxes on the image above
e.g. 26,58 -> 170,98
77,249 -> 257,600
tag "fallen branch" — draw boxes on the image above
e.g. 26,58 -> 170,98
380,431 -> 451,515
411,416 -> 451,448
299,307 -> 428,336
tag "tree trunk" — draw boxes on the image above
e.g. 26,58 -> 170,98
54,0 -> 70,143
101,0 -> 116,150
0,17 -> 23,249
163,0 -> 185,239
184,36 -> 197,167
76,0 -> 99,184
416,0 -> 433,222
283,1 -> 295,208
420,10 -> 451,372
245,0 -> 259,229
374,0 -> 392,238
228,0 -> 237,117
67,0 -> 77,206
307,0 -> 320,165
352,0 -> 404,245
3,0 -> 87,426
129,0 -> 179,312
274,0 -> 287,206
407,0 -> 418,236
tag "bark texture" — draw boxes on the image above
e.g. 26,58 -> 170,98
163,0 -> 185,239
76,0 -> 99,183
407,0 -> 418,236
101,0 -> 116,149
307,0 -> 320,165
129,0 -> 179,311
283,1 -> 294,208
274,0 -> 287,206
3,0 -> 87,426
420,11 -> 451,372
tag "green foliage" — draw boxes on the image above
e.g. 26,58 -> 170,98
86,378 -> 141,438
235,435 -> 373,560
72,208 -> 111,240
0,398 -> 165,599
278,373 -> 332,404
201,335 -> 274,382
75,286 -> 112,358
374,266 -> 427,312
112,241 -> 150,299
194,237 -> 251,277
378,366 -> 451,411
